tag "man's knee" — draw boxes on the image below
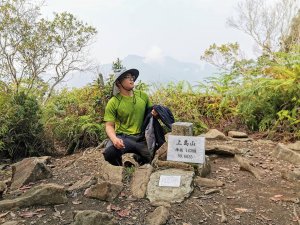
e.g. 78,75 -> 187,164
103,146 -> 122,166
139,146 -> 152,163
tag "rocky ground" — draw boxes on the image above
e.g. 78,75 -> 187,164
0,133 -> 300,225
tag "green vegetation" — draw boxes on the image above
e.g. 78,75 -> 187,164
201,45 -> 300,140
43,84 -> 105,155
0,0 -> 97,102
0,92 -> 51,160
124,166 -> 136,181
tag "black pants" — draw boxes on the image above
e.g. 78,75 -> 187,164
103,134 -> 151,166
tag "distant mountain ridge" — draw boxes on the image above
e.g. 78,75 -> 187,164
121,55 -> 217,85
66,55 -> 217,88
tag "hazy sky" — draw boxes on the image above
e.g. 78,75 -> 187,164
41,0 -> 255,66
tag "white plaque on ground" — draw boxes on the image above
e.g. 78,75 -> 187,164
167,135 -> 205,163
158,175 -> 181,187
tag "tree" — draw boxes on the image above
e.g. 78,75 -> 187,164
201,42 -> 244,71
227,0 -> 299,55
112,58 -> 124,72
200,0 -> 300,138
281,10 -> 300,52
0,0 -> 97,102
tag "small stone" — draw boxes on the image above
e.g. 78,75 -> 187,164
204,188 -> 220,195
84,181 -> 123,202
234,215 -> 241,220
228,131 -> 248,138
196,156 -> 211,177
145,206 -> 169,225
272,143 -> 300,165
287,141 -> 300,151
68,176 -> 97,192
204,129 -> 227,140
71,210 -> 118,225
171,122 -> 193,136
194,177 -> 224,187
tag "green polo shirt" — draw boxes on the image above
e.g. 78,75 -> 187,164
104,90 -> 152,135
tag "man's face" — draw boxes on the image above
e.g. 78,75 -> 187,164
118,73 -> 135,90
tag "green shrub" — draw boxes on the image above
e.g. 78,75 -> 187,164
0,92 -> 50,160
150,81 -> 237,135
43,84 -> 107,154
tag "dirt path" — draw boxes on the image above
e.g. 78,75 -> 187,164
0,138 -> 299,225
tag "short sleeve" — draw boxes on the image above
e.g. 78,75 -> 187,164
140,91 -> 152,108
103,98 -> 117,122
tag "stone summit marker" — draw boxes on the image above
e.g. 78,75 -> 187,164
146,123 -> 201,203
167,135 -> 205,164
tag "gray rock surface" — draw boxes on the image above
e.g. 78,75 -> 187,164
97,155 -> 123,184
68,176 -> 97,192
196,156 -> 211,177
84,181 -> 123,201
1,221 -> 25,225
230,137 -> 253,142
171,122 -> 193,136
272,143 -> 300,165
194,177 -> 224,187
0,183 -> 67,211
147,169 -> 194,203
228,131 -> 248,138
145,206 -> 169,225
71,210 -> 118,225
282,168 -> 300,181
131,164 -> 153,198
205,129 -> 227,140
205,144 -> 242,156
11,157 -> 52,190
0,181 -> 6,198
286,141 -> 300,151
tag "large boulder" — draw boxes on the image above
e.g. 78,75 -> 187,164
10,157 -> 52,190
0,183 -> 67,211
147,169 -> 194,204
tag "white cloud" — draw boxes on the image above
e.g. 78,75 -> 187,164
143,46 -> 165,64
63,0 -> 125,8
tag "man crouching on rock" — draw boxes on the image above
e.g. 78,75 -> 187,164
103,68 -> 158,166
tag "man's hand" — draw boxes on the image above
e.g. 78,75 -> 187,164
105,121 -> 125,150
112,137 -> 125,149
151,109 -> 159,118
